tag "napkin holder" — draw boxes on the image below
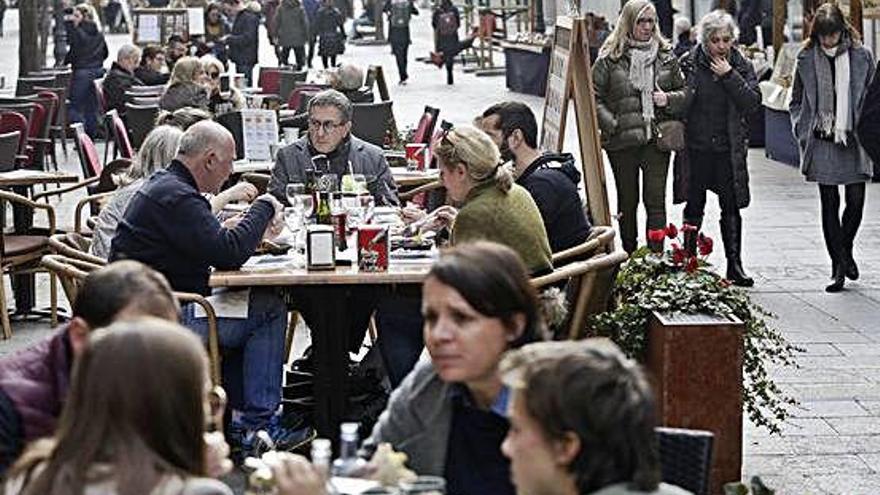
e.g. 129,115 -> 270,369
307,225 -> 336,270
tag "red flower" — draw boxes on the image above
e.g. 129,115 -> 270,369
685,256 -> 698,273
671,245 -> 687,265
697,234 -> 714,256
647,229 -> 667,244
665,223 -> 678,239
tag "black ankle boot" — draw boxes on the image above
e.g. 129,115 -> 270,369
826,264 -> 846,292
720,214 -> 754,287
845,249 -> 859,281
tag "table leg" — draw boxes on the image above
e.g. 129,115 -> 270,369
289,285 -> 380,449
9,185 -> 36,315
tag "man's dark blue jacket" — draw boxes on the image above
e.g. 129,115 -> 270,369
110,160 -> 273,295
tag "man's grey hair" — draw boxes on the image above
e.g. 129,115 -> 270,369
698,9 -> 739,46
308,89 -> 353,123
178,120 -> 233,157
119,125 -> 184,186
118,44 -> 142,63
334,64 -> 364,91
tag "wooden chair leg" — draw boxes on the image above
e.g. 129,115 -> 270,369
0,275 -> 12,340
49,271 -> 58,327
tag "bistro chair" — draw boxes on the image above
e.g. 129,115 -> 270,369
92,78 -> 107,117
0,189 -> 60,336
40,254 -> 103,314
258,67 -> 283,96
0,101 -> 44,169
124,103 -> 159,149
656,427 -> 714,495
33,86 -> 71,163
0,131 -> 21,172
278,70 -> 309,104
16,76 -> 55,97
351,100 -> 395,147
0,113 -> 28,165
34,90 -> 61,170
411,106 -> 440,145
103,109 -> 134,165
552,225 -> 616,267
531,247 -> 629,340
126,85 -> 165,95
130,96 -> 161,106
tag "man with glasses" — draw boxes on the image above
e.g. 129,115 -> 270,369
269,89 -> 399,205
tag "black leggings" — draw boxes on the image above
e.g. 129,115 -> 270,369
819,182 -> 866,265
321,55 -> 337,69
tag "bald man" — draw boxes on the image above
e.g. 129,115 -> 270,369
110,121 -> 308,457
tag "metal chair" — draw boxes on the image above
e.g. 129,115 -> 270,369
258,67 -> 283,95
411,106 -> 440,144
104,109 -> 134,165
278,70 -> 309,104
551,225 -> 616,266
124,103 -> 159,149
32,86 -> 71,162
0,131 -> 21,172
130,96 -> 161,106
351,100 -> 395,147
16,76 -> 55,97
656,427 -> 714,495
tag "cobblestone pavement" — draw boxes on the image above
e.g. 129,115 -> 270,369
0,7 -> 879,494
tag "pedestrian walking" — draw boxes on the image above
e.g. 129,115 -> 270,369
303,0 -> 319,67
315,0 -> 346,68
791,3 -> 876,292
273,0 -> 309,69
384,0 -> 417,85
64,3 -> 109,139
680,9 -> 761,287
592,0 -> 686,254
431,0 -> 460,85
221,0 -> 260,86
856,60 -> 880,171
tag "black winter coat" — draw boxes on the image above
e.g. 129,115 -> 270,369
134,66 -> 170,86
63,20 -> 108,69
681,46 -> 760,209
227,8 -> 260,66
103,62 -> 143,114
857,61 -> 880,167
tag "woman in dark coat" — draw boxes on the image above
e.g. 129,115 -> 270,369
857,61 -> 880,172
273,0 -> 310,69
314,0 -> 346,68
432,0 -> 460,85
791,3 -> 875,292
681,9 -> 760,287
384,0 -> 417,85
64,3 -> 109,138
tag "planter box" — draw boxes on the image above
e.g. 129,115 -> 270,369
647,312 -> 744,495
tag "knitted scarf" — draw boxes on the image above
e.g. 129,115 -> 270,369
814,37 -> 852,145
627,37 -> 659,138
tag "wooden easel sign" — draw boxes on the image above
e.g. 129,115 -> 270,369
365,65 -> 392,102
539,15 -> 610,226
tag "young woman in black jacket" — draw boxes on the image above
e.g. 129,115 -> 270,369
64,3 -> 108,138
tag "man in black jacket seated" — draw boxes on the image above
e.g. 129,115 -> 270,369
103,44 -> 143,116
110,121 -> 306,456
480,101 -> 592,253
134,44 -> 170,86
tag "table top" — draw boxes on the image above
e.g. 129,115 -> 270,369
233,160 -> 274,175
0,170 -> 79,187
230,162 -> 440,188
210,261 -> 431,287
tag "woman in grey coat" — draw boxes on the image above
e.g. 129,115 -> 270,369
791,3 -> 876,292
592,0 -> 686,254
273,0 -> 309,69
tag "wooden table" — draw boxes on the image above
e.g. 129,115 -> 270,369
210,259 -> 432,445
0,170 -> 79,188
389,167 -> 439,189
233,160 -> 275,175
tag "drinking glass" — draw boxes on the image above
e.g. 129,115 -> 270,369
299,194 -> 315,219
285,183 -> 306,206
341,174 -> 368,194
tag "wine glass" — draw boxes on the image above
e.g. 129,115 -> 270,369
298,194 -> 315,220
285,183 -> 305,206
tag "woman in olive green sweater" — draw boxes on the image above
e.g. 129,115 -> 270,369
433,125 -> 553,275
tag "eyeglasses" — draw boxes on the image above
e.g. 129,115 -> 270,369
309,119 -> 346,133
636,17 -> 656,25
710,35 -> 733,43
209,71 -> 220,79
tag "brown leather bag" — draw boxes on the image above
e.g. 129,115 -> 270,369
656,119 -> 686,152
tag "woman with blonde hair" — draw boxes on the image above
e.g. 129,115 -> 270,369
200,54 -> 245,114
158,56 -> 211,112
592,0 -> 686,254
432,124 -> 552,275
64,2 -> 109,138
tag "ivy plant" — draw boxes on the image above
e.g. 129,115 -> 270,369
589,225 -> 802,434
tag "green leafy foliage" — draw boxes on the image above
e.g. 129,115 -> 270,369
590,246 -> 802,434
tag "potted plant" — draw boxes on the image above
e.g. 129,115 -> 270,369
590,223 -> 801,434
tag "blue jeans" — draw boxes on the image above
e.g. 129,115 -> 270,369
68,67 -> 104,138
181,288 -> 287,429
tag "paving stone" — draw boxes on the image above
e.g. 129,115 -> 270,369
801,473 -> 880,494
794,384 -> 880,402
769,366 -> 871,385
797,343 -> 845,357
827,417 -> 880,436
792,400 -> 871,418
742,454 -> 870,476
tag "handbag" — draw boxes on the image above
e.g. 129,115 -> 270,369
656,119 -> 686,152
